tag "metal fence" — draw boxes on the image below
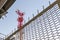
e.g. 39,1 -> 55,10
5,0 -> 60,40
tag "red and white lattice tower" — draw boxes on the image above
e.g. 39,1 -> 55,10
16,10 -> 24,40
16,10 -> 24,29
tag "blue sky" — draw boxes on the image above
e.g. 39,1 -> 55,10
0,0 -> 56,37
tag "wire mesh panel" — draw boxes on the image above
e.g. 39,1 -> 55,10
6,1 -> 60,40
18,4 -> 60,40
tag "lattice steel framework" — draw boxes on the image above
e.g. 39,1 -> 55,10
20,4 -> 60,40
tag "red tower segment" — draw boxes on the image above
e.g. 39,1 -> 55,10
16,10 -> 24,40
16,10 -> 24,29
